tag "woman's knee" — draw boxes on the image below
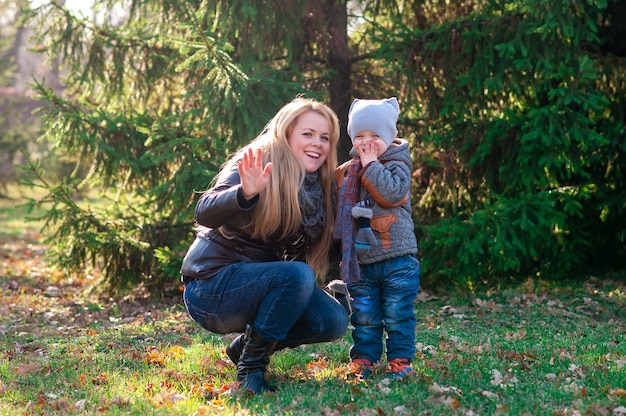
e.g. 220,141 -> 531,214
321,295 -> 350,341
282,262 -> 316,289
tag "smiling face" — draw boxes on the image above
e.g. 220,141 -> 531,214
352,130 -> 389,158
287,110 -> 331,174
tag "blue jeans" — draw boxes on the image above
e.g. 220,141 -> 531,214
183,261 -> 349,346
347,255 -> 420,363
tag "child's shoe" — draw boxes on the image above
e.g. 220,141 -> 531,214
347,358 -> 373,379
386,358 -> 414,379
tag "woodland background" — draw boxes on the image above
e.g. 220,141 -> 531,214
1,0 -> 625,295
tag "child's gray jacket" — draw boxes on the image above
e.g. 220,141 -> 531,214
335,138 -> 418,264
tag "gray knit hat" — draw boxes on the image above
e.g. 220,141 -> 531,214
347,97 -> 399,147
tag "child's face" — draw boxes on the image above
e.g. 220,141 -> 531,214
352,130 -> 388,158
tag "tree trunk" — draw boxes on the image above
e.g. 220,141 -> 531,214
325,0 -> 352,163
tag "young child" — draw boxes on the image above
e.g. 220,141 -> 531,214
333,97 -> 420,379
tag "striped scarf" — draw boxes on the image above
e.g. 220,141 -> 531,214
332,159 -> 361,283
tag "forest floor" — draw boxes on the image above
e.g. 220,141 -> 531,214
1,191 -> 626,415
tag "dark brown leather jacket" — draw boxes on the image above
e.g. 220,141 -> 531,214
180,166 -> 304,280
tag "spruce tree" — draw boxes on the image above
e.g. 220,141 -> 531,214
372,0 -> 626,286
21,0 -> 626,293
21,0 -> 351,293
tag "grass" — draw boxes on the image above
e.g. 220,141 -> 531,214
1,184 -> 626,415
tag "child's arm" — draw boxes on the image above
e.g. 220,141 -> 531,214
360,160 -> 411,208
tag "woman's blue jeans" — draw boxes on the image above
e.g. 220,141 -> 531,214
183,261 -> 349,346
347,254 -> 420,364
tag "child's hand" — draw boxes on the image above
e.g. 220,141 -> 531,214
352,206 -> 378,256
356,140 -> 379,166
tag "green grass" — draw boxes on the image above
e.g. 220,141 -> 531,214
1,186 -> 626,415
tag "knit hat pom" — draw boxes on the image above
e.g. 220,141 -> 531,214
347,97 -> 399,147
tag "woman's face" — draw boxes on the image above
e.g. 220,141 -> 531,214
287,111 -> 331,174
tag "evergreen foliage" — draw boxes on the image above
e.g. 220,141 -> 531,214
21,0 -> 314,292
378,0 -> 626,287
19,0 -> 626,293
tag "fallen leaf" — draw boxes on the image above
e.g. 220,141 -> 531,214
428,382 -> 462,396
306,358 -> 328,371
481,390 -> 499,400
504,329 -> 526,340
110,395 -> 130,407
610,388 -> 626,397
393,405 -> 410,415
165,345 -> 185,359
490,369 -> 518,388
416,291 -> 438,302
92,373 -> 108,385
474,298 -> 502,312
353,408 -> 379,416
73,399 -> 87,411
145,350 -> 165,365
52,396 -> 70,410
194,405 -> 214,415
209,398 -> 226,408
165,392 -> 187,404
15,362 -> 42,375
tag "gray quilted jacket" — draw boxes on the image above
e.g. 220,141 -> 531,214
336,138 -> 418,264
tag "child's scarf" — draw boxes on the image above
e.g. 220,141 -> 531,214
333,159 -> 361,283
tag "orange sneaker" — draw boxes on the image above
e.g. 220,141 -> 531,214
386,358 -> 414,379
347,358 -> 373,379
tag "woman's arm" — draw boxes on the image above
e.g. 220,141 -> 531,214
194,167 -> 258,228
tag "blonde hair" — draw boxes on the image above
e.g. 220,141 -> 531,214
217,97 -> 339,278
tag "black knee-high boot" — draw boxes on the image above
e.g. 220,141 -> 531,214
227,332 -> 285,366
236,325 -> 278,395
226,333 -> 246,364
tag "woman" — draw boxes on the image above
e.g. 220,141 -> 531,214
180,97 -> 349,395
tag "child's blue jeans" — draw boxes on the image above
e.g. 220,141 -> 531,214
347,254 -> 420,363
